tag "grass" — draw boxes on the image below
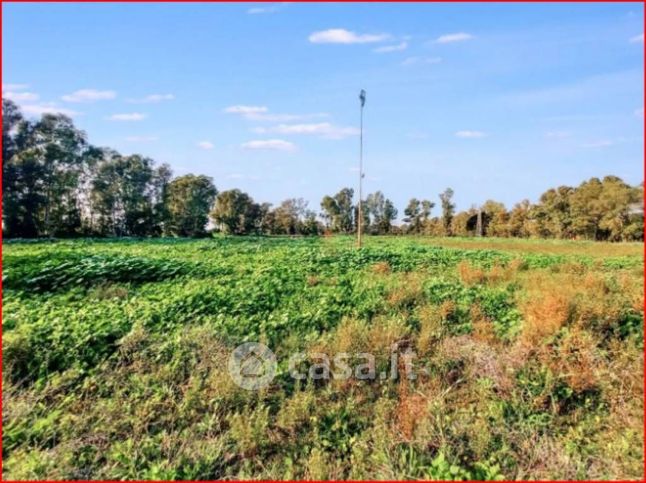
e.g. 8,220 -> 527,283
420,236 -> 644,258
2,236 -> 644,480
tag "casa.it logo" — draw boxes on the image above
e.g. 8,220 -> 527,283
227,342 -> 277,390
228,341 -> 419,390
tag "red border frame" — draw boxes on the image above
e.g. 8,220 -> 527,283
0,1 -> 644,482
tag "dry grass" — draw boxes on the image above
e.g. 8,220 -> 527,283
421,236 -> 644,258
371,261 -> 391,275
520,291 -> 571,345
457,260 -> 518,286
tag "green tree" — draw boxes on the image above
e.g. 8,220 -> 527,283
404,198 -> 434,234
273,198 -> 308,235
165,175 -> 217,237
320,188 -> 354,233
320,195 -> 340,231
210,189 -> 259,235
3,110 -> 91,237
439,188 -> 455,235
366,191 -> 398,234
152,164 -> 173,234
90,152 -> 160,236
301,209 -> 322,235
2,99 -> 29,237
403,198 -> 421,233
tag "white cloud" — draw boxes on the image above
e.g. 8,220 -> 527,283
247,2 -> 290,14
2,83 -> 29,91
309,28 -> 391,44
545,131 -> 571,139
125,135 -> 158,142
581,140 -> 614,148
224,105 -> 268,115
62,89 -> 117,103
128,94 -> 174,103
241,139 -> 296,151
3,91 -> 39,102
20,103 -> 79,117
107,112 -> 146,121
435,32 -> 474,44
197,141 -> 215,150
3,85 -> 79,117
224,105 -> 275,120
630,33 -> 644,44
455,130 -> 486,138
224,105 -> 327,122
254,122 -> 359,139
2,84 -> 39,102
373,41 -> 408,53
401,56 -> 442,66
635,108 -> 644,118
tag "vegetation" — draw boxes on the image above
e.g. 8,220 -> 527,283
3,236 -> 643,480
4,99 -> 643,241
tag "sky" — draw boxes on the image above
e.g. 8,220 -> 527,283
3,2 -> 644,214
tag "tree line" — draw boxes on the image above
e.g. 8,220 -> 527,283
3,99 -> 643,241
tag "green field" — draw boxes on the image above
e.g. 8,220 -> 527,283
2,236 -> 644,480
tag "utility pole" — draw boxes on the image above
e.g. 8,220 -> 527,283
358,89 -> 366,248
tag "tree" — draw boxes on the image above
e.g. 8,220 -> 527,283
320,195 -> 340,231
450,209 -> 476,236
424,217 -> 446,236
354,201 -> 370,236
404,198 -> 421,233
90,152 -> 160,236
273,198 -> 308,235
151,164 -> 173,235
420,200 -> 434,224
3,109 -> 91,237
439,188 -> 455,235
531,186 -> 574,238
404,198 -> 434,234
508,200 -> 531,238
165,175 -> 217,237
2,99 -> 24,171
36,114 -> 91,237
596,176 -> 642,241
301,210 -> 322,235
320,188 -> 354,233
210,189 -> 259,235
2,99 -> 28,237
366,191 -> 397,234
481,200 -> 509,237
335,188 -> 355,233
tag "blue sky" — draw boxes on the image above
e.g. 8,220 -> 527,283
3,2 -> 644,213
